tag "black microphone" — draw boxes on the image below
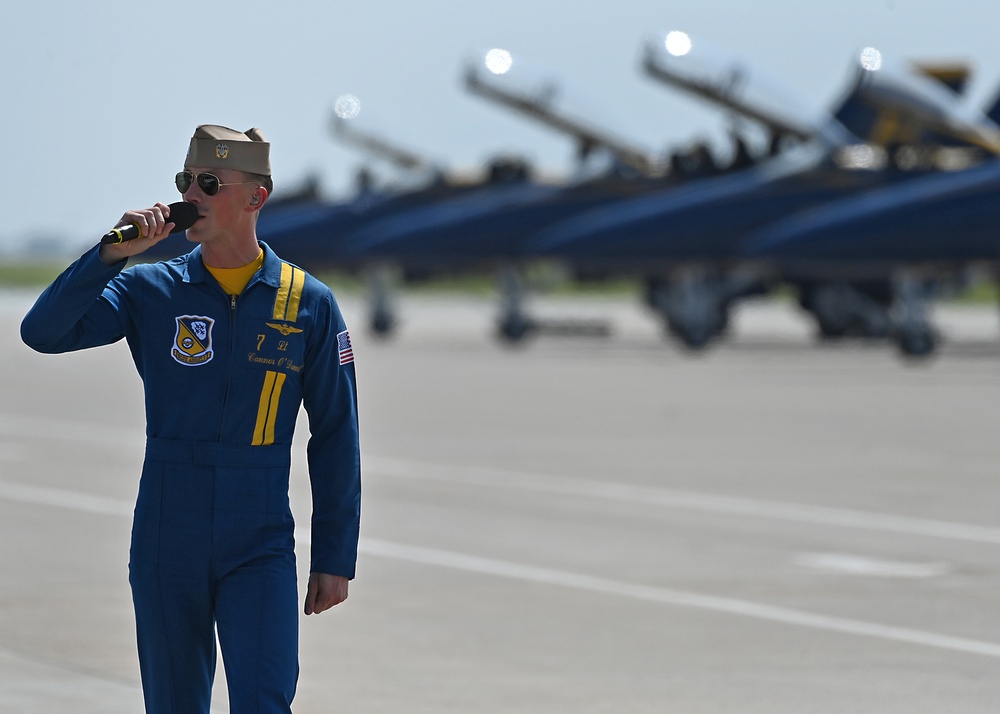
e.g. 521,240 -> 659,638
101,202 -> 200,245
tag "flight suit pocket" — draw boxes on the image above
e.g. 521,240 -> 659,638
214,465 -> 295,566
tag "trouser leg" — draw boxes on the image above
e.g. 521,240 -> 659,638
129,461 -> 216,714
216,553 -> 299,714
131,572 -> 217,713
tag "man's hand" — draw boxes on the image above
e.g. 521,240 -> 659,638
304,572 -> 349,615
99,202 -> 178,265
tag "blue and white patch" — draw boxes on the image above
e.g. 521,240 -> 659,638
171,315 -> 215,366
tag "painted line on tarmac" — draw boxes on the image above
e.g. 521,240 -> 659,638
365,455 -> 1000,546
358,537 -> 1000,660
0,643 -> 227,713
0,414 -> 145,445
792,552 -> 951,579
4,411 -> 999,547
1,478 -> 998,660
0,481 -> 133,517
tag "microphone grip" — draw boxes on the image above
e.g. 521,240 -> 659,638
101,223 -> 142,245
100,203 -> 197,245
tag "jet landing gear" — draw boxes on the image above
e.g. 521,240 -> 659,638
494,265 -> 613,343
366,265 -> 397,338
891,270 -> 937,358
798,282 -> 891,340
644,270 -> 729,350
496,265 -> 535,343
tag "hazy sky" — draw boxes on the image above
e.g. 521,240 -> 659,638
2,0 -> 998,255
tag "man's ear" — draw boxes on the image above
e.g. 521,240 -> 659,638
249,187 -> 268,211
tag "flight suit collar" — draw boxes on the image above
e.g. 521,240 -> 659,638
182,241 -> 284,290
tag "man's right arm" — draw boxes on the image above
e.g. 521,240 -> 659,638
20,243 -> 130,354
20,203 -> 176,354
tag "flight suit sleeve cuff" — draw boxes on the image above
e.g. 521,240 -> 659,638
309,526 -> 359,579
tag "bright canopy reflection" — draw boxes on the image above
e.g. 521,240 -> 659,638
859,47 -> 883,71
334,94 -> 361,119
665,30 -> 692,57
834,144 -> 887,170
485,48 -> 513,75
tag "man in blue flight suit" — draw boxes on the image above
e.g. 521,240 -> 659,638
20,125 -> 361,713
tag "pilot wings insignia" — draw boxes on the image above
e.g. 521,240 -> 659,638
266,322 -> 304,336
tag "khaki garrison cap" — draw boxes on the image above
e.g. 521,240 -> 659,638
184,125 -> 271,175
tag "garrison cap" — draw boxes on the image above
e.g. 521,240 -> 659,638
184,125 -> 271,175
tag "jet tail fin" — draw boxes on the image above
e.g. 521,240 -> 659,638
982,86 -> 1000,127
832,58 -> 1000,153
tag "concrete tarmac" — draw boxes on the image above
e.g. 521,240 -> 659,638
2,287 -> 999,712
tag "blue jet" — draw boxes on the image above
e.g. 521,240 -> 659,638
338,41 -> 811,341
741,92 -> 1000,357
524,36 -> 1000,350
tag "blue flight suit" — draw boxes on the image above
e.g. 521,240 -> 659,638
20,241 -> 361,713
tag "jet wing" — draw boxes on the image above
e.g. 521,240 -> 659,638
742,160 -> 1000,268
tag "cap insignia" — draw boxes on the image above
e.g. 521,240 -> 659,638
215,143 -> 230,160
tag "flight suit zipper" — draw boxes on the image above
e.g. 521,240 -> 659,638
216,273 -> 266,443
216,292 -> 238,441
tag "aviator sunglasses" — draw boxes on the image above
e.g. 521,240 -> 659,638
175,171 -> 259,196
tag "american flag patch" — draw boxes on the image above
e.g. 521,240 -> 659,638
337,330 -> 354,365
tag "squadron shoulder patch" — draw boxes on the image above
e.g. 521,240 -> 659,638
172,315 -> 215,366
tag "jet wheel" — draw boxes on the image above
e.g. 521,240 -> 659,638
667,319 -> 715,351
496,315 -> 533,344
895,327 -> 936,358
370,310 -> 396,338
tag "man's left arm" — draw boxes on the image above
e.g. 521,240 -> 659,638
301,289 -> 361,612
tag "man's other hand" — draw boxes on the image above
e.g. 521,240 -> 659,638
304,572 -> 349,615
